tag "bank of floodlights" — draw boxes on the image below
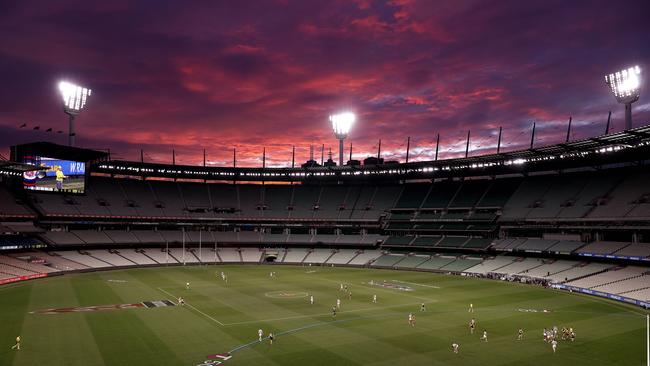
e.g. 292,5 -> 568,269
330,112 -> 356,166
58,81 -> 92,146
605,65 -> 641,130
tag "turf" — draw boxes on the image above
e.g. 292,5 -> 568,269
0,264 -> 647,366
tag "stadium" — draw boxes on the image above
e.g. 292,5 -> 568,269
1,2 -> 650,366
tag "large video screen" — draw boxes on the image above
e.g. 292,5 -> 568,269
23,156 -> 86,193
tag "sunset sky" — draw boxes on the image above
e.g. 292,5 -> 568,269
1,0 -> 648,167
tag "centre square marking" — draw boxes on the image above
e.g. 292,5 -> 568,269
264,290 -> 309,299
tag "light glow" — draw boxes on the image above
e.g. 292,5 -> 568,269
58,81 -> 92,112
330,112 -> 356,138
605,66 -> 641,102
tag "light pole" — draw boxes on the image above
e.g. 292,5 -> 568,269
329,112 -> 356,166
58,81 -> 92,146
605,65 -> 641,130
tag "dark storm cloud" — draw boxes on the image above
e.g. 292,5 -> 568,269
0,0 -> 649,166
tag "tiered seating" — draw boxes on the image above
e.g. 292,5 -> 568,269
240,248 -> 263,263
371,254 -> 405,267
73,230 -> 113,244
416,256 -> 456,270
0,263 -> 37,276
347,250 -> 382,265
568,266 -> 648,288
464,256 -> 515,274
546,262 -> 615,283
514,238 -> 558,252
595,275 -> 649,294
86,250 -> 135,266
436,236 -> 469,248
476,178 -> 521,208
411,236 -> 442,247
42,253 -> 90,270
546,240 -> 585,253
621,288 -> 650,301
41,231 -> 85,245
325,249 -> 358,264
383,236 -> 415,247
439,258 -> 482,272
1,255 -> 58,273
589,173 -> 646,219
281,248 -> 309,263
54,251 -> 112,268
613,243 -> 650,258
449,180 -> 490,208
463,238 -> 492,249
394,255 -> 429,269
0,186 -> 34,217
523,260 -> 577,278
117,249 -> 158,265
167,248 -> 200,263
421,181 -> 459,209
143,249 -> 178,264
494,258 -> 543,274
217,248 -> 241,263
196,248 -> 219,263
394,184 -> 428,209
303,249 -> 334,264
576,241 -> 630,255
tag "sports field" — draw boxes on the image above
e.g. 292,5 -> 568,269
1,264 -> 647,365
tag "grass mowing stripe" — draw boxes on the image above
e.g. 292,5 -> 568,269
0,282 -> 32,366
71,274 -> 183,366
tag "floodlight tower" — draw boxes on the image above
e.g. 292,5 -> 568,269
605,65 -> 641,130
329,112 -> 356,166
58,81 -> 92,146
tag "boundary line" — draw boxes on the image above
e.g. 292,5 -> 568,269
392,279 -> 441,289
157,287 -> 225,326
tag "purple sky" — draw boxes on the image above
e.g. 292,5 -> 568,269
1,0 -> 649,167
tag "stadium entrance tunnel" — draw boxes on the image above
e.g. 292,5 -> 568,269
264,253 -> 278,263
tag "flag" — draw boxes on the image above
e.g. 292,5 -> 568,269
46,128 -> 52,132
33,126 -> 40,130
57,131 -> 63,134
19,123 -> 26,128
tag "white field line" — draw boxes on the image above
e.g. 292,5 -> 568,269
318,277 -> 435,303
222,300 -> 435,326
157,287 -> 225,326
392,279 -> 441,289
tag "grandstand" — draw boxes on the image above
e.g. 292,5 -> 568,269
2,130 -> 650,313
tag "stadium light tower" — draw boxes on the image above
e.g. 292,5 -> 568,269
58,81 -> 92,146
330,112 -> 356,166
605,65 -> 641,130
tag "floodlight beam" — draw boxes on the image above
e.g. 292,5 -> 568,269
605,66 -> 641,130
58,80 -> 92,146
329,112 -> 356,166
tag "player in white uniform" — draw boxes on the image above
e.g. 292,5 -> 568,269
481,330 -> 488,342
310,295 -> 314,305
373,294 -> 377,303
469,318 -> 476,334
258,329 -> 263,341
11,336 -> 20,350
408,313 -> 415,327
468,303 -> 473,313
420,303 -> 426,312
336,298 -> 341,309
551,339 -> 557,353
451,343 -> 459,353
517,328 -> 524,340
186,282 -> 190,290
269,332 -> 274,345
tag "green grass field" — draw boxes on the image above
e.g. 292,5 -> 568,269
1,264 -> 648,365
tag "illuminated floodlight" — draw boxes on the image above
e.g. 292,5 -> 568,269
329,112 -> 356,166
605,66 -> 641,130
58,80 -> 92,146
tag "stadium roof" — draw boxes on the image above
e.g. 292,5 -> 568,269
86,124 -> 650,182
